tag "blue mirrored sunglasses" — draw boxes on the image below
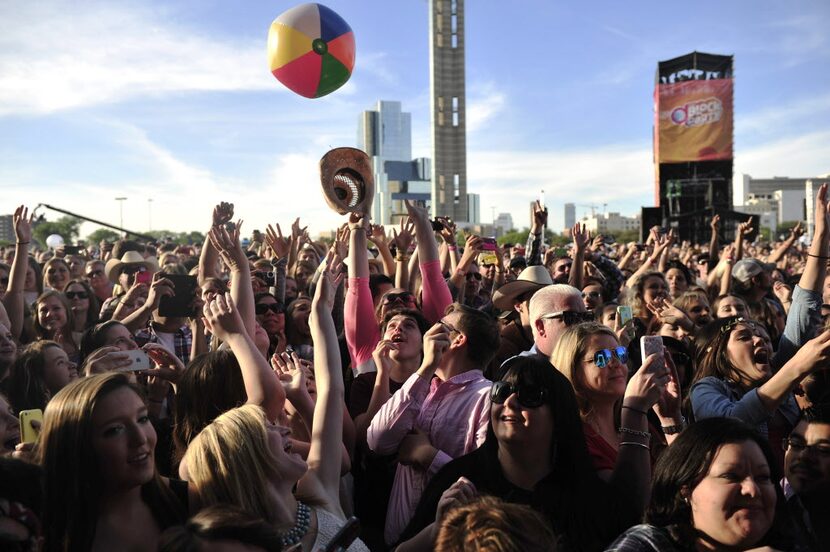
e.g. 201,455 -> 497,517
591,346 -> 629,368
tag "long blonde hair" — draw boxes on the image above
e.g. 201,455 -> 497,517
184,404 -> 282,523
550,322 -> 618,419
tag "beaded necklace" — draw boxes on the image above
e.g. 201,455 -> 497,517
280,500 -> 312,548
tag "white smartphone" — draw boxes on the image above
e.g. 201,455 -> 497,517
114,349 -> 151,372
640,335 -> 665,371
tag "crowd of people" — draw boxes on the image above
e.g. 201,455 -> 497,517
0,188 -> 828,552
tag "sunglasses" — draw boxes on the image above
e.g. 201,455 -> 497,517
490,381 -> 548,408
255,303 -> 284,315
466,272 -> 482,281
65,291 -> 89,300
539,310 -> 595,326
586,346 -> 629,368
581,290 -> 602,299
121,266 -> 145,276
383,292 -> 415,305
85,269 -> 104,278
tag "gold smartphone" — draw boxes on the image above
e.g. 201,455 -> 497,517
19,409 -> 43,444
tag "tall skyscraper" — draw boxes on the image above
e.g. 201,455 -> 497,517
429,0 -> 467,222
357,101 -> 430,224
564,203 -> 576,230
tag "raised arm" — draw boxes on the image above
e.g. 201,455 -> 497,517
767,222 -> 802,265
798,184 -> 830,294
202,292 -> 284,422
3,206 -> 34,339
734,217 -> 753,261
526,200 -> 547,266
198,202 -> 233,284
390,218 -> 416,290
569,222 -> 590,290
265,223 -> 292,303
300,255 -> 346,512
707,215 -> 720,270
407,201 -> 452,322
370,224 -> 396,277
626,229 -> 670,288
209,222 -> 255,339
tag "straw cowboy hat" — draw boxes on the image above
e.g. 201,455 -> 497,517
105,251 -> 159,283
493,265 -> 554,311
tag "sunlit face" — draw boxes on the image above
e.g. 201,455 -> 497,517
41,345 -> 78,394
577,333 -> 627,402
45,261 -> 70,291
659,322 -> 691,343
256,296 -> 285,336
0,393 -> 20,453
581,284 -> 603,311
103,323 -> 138,351
85,262 -> 108,290
289,299 -> 312,338
642,275 -> 668,305
599,305 -> 616,329
718,296 -> 748,319
686,297 -> 712,326
725,323 -> 771,387
294,265 -> 314,290
66,256 -> 85,279
65,283 -> 90,318
551,259 -> 572,284
690,441 -> 776,550
265,421 -> 307,481
24,265 -> 36,291
784,420 -> 830,497
284,278 -> 299,303
37,295 -> 68,333
383,314 -> 423,360
491,382 -> 553,455
665,268 -> 688,298
92,387 -> 157,491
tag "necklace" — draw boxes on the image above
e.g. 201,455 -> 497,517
280,500 -> 312,547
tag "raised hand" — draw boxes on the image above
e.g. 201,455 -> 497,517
435,477 -> 478,525
372,338 -> 398,375
143,343 -> 185,384
738,218 -> 754,238
710,214 -> 720,232
202,292 -> 245,342
313,251 -> 344,312
272,350 -> 309,401
437,217 -> 457,245
625,351 -> 671,412
369,224 -> 388,246
653,352 -> 682,420
391,217 -> 416,254
789,220 -> 804,240
646,296 -> 688,326
265,223 -> 292,260
814,183 -> 830,235
13,205 -> 34,244
208,220 -> 245,270
404,199 -> 430,225
212,202 -> 234,228
531,200 -> 548,233
332,224 -> 349,261
82,346 -> 133,375
572,222 -> 591,252
421,322 -> 451,371
291,217 -> 307,241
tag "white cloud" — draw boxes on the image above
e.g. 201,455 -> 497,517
735,130 -> 830,178
466,82 -> 506,133
0,1 -> 276,115
738,93 -> 830,138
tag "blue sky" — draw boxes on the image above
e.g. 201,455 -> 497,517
2,0 -> 829,240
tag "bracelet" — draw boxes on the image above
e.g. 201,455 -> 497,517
661,415 -> 687,435
621,404 -> 648,416
808,253 -> 830,260
620,441 -> 650,451
447,245 -> 457,251
396,255 -> 410,262
618,427 -> 651,438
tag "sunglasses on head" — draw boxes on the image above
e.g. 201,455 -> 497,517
255,303 -> 284,315
587,346 -> 629,368
490,381 -> 548,408
65,291 -> 89,300
383,292 -> 414,305
539,310 -> 595,326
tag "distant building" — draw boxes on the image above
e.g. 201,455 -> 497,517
564,203 -> 575,232
429,0 -> 468,222
357,101 -> 431,225
732,173 -> 830,237
580,212 -> 641,235
494,213 -> 514,235
467,193 -> 480,224
0,215 -> 13,243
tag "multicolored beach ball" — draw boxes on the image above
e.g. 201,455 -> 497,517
267,3 -> 355,98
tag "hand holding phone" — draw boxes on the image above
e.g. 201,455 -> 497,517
640,335 -> 665,373
616,305 -> 633,327
19,409 -> 43,444
114,350 -> 152,372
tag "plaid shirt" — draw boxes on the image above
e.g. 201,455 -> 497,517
135,322 -> 192,366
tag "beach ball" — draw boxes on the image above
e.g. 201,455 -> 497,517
45,234 -> 64,249
267,3 -> 355,98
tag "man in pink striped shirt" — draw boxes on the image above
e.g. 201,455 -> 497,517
366,303 -> 500,545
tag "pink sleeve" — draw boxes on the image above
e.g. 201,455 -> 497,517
419,260 -> 453,324
345,277 -> 381,369
366,373 -> 431,455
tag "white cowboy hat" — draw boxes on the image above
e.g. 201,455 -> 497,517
104,251 -> 159,283
492,265 -> 554,311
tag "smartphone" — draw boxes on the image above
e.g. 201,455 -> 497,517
640,335 -> 665,372
136,270 -> 153,285
158,274 -> 198,317
63,245 -> 81,255
481,237 -> 497,251
430,218 -> 444,232
19,409 -> 43,444
114,350 -> 151,372
323,517 -> 361,552
616,305 -> 633,327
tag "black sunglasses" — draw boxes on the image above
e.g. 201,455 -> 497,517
490,381 -> 548,408
466,272 -> 482,281
255,303 -> 284,315
85,269 -> 104,278
65,291 -> 89,300
587,347 -> 629,368
121,266 -> 145,275
539,310 -> 595,326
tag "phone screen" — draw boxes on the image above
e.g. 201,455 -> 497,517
158,274 -> 198,318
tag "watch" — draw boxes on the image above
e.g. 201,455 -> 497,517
661,416 -> 687,435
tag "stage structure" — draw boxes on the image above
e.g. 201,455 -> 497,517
647,51 -> 753,243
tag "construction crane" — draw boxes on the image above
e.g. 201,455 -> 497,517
576,203 -> 608,218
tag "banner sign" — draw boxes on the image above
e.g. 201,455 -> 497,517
655,79 -> 733,163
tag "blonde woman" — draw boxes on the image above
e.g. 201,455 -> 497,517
185,256 -> 368,551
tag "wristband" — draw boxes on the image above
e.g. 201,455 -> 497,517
808,253 -> 830,260
396,255 -> 410,262
661,416 -> 687,435
447,245 -> 457,251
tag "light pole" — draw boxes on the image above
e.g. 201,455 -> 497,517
148,198 -> 153,231
115,197 -> 127,237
